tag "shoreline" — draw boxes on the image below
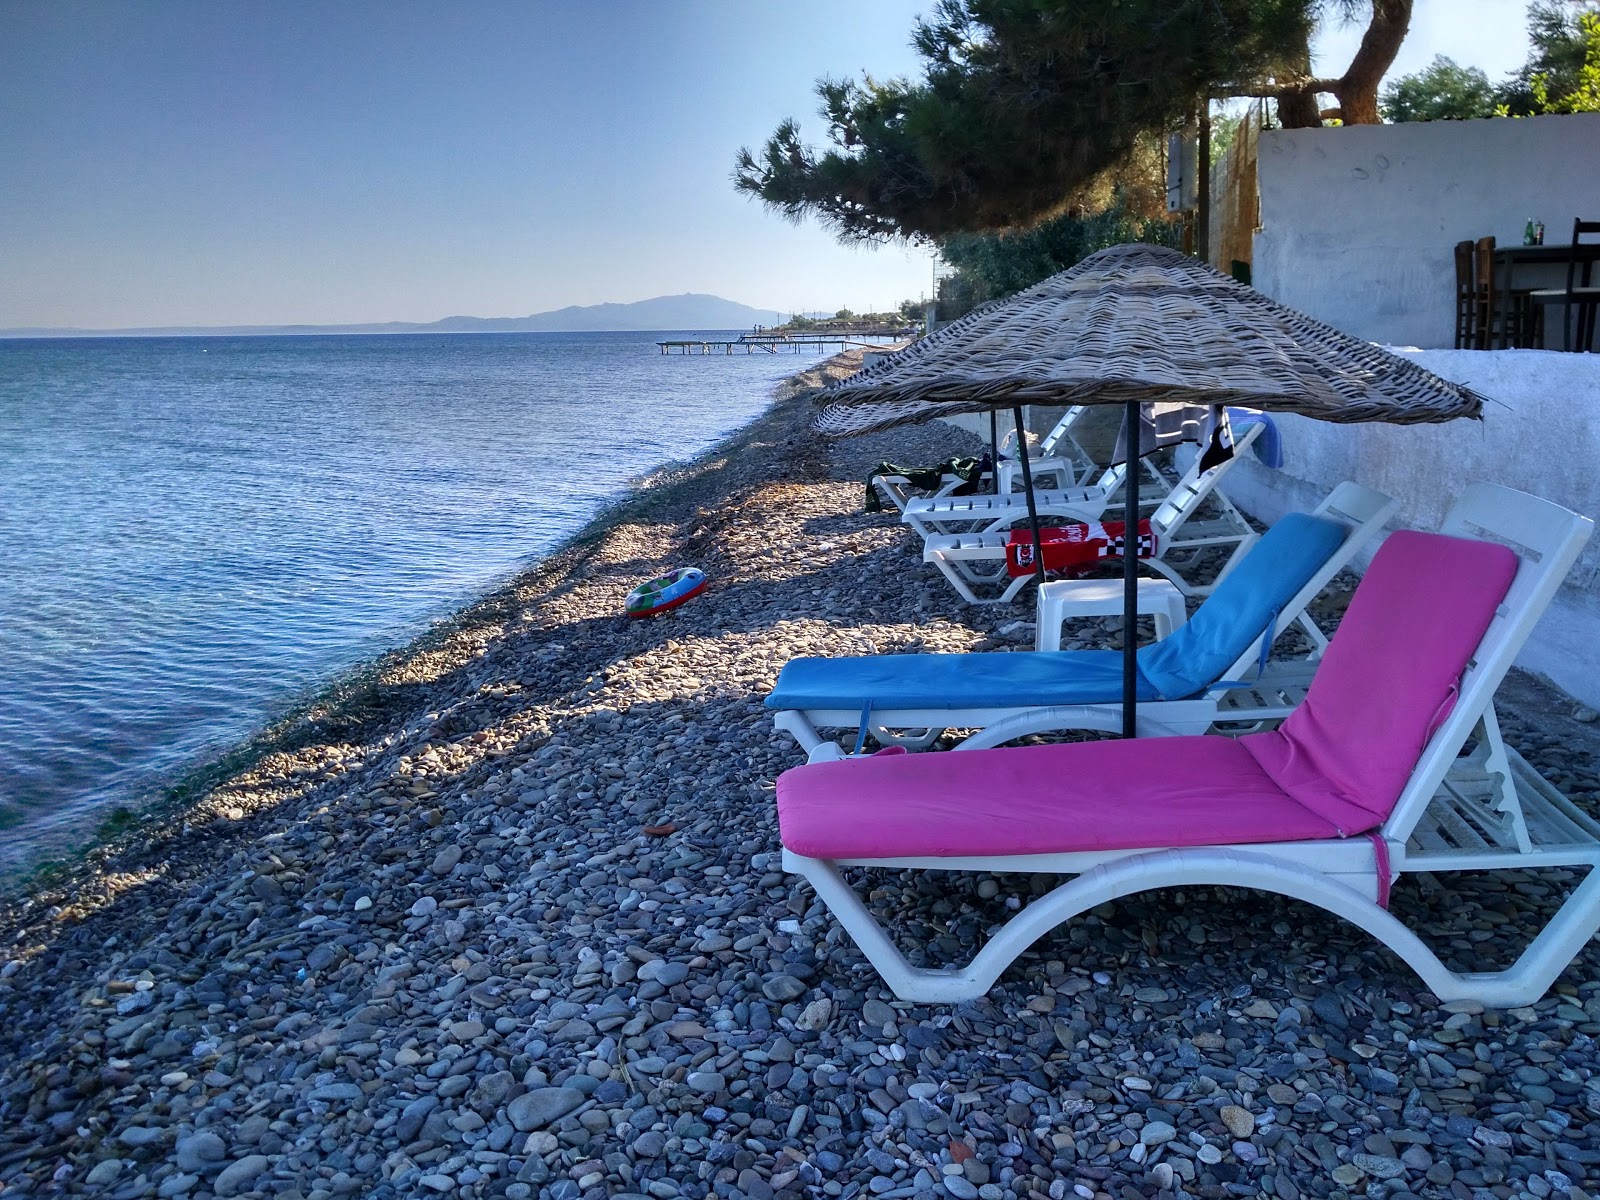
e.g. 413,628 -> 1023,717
0,356 -> 830,893
0,344 -> 885,906
2,357 -> 1599,1198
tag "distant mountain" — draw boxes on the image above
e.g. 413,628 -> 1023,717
0,293 -> 788,338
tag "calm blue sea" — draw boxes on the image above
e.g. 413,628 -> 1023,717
0,331 -> 815,871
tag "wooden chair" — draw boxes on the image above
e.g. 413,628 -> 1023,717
1473,237 -> 1539,349
1530,219 -> 1600,352
1454,239 -> 1476,349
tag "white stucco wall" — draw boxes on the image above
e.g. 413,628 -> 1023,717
1253,114 -> 1600,349
1221,349 -> 1600,709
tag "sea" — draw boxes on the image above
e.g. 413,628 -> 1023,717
0,330 -> 825,875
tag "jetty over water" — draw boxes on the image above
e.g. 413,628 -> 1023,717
656,329 -> 912,355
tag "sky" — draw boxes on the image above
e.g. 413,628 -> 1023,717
1,0 -> 1535,330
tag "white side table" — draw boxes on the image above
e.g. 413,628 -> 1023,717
1035,577 -> 1188,652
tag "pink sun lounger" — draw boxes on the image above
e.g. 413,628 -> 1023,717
776,484 -> 1597,1004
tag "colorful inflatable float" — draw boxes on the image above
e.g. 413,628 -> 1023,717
625,566 -> 708,618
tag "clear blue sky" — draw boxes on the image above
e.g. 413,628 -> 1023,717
0,0 -> 1532,330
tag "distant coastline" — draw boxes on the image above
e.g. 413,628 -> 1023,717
0,292 -> 786,339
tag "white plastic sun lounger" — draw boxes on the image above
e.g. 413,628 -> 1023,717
921,420 -> 1266,604
993,405 -> 1099,492
775,483 -> 1596,1005
871,406 -> 1101,515
900,460 -> 1128,540
900,416 -> 1263,541
770,482 -> 1396,760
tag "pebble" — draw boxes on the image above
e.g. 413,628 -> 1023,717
86,1160 -> 123,1186
1140,1121 -> 1177,1146
213,1155 -> 271,1197
118,1124 -> 165,1147
862,998 -> 896,1026
507,1087 -> 585,1131
762,974 -> 808,1001
1220,1104 -> 1255,1139
175,1131 -> 227,1173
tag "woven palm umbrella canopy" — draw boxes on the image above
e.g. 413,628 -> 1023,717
815,242 -> 1487,738
819,242 -> 1483,434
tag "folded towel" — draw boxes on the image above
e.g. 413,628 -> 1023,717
864,454 -> 988,512
1004,520 -> 1156,578
1227,408 -> 1284,468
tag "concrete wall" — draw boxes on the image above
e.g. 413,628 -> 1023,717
1221,349 -> 1600,709
1253,114 -> 1600,348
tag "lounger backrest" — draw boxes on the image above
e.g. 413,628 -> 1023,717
1037,406 -> 1089,458
1209,480 -> 1399,680
1383,483 -> 1594,840
1136,512 -> 1347,699
1148,419 -> 1264,537
1089,459 -> 1129,494
1241,530 -> 1518,837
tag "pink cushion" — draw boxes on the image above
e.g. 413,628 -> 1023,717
1240,531 -> 1517,834
776,531 -> 1519,860
778,737 -> 1342,859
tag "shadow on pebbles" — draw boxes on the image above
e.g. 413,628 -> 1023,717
2,351 -> 1600,1200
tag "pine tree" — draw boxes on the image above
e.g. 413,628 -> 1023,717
734,0 -> 1413,242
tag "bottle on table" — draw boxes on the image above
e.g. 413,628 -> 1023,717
1524,218 -> 1536,246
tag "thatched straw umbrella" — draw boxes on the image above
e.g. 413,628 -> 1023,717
815,243 -> 1486,738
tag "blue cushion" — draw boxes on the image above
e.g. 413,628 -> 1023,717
766,649 -> 1160,711
765,510 -> 1348,713
1135,512 -> 1346,700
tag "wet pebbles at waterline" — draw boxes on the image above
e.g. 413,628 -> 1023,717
2,354 -> 1600,1200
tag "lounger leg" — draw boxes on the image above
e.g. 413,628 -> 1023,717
1475,705 -> 1531,853
773,710 -> 829,757
868,725 -> 944,752
787,846 -> 1600,1005
1289,611 -> 1331,659
786,854 -> 980,1002
1425,862 -> 1600,1006
927,554 -> 990,605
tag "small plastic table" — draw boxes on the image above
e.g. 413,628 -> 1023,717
1035,577 -> 1188,652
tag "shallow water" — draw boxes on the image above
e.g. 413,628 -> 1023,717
0,331 -> 817,869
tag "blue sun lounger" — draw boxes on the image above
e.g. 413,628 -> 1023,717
769,482 -> 1397,760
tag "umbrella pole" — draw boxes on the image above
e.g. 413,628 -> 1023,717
1122,397 -> 1140,739
989,409 -> 1000,494
1011,406 -> 1047,588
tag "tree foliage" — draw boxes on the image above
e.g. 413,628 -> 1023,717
733,0 -> 1319,243
934,203 -> 1184,320
734,1 -> 1418,244
1498,2 -> 1600,114
1380,55 -> 1497,121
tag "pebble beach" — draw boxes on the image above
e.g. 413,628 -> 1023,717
4,351 -> 1600,1200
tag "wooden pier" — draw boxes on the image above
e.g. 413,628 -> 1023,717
656,329 -> 912,355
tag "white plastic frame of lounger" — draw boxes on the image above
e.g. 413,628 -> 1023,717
776,481 -> 1396,761
919,421 -> 1267,605
783,483 -> 1596,1005
994,406 -> 1099,492
899,415 -> 1259,540
871,406 -> 1097,516
901,460 -> 1128,539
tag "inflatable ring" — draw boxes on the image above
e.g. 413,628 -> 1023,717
626,566 -> 708,619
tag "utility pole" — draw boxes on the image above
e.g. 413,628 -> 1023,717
1197,101 -> 1212,267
